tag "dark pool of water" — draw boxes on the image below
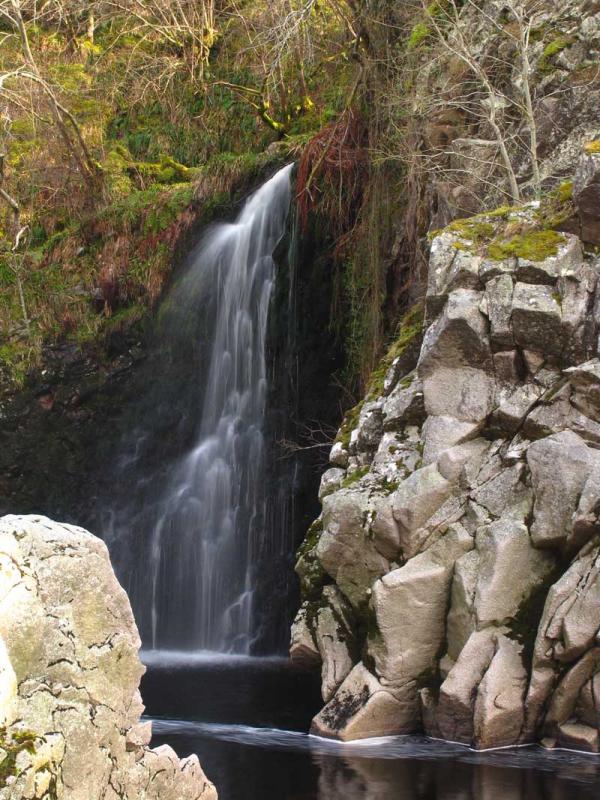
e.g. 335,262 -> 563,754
141,653 -> 600,800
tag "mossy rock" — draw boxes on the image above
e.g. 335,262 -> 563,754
364,302 -> 424,401
296,518 -> 327,601
341,465 -> 370,489
538,34 -> 575,73
486,230 -> 567,262
335,400 -> 364,449
0,728 -> 39,786
434,189 -> 575,262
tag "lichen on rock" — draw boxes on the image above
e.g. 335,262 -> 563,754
0,515 -> 217,800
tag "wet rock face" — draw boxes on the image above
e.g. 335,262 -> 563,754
0,515 -> 217,800
292,222 -> 600,751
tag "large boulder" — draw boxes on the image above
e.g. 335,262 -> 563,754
510,283 -> 562,356
310,663 -> 414,741
418,289 -> 495,424
566,359 -> 600,419
434,629 -> 497,744
472,635 -> 527,750
527,431 -> 600,551
391,464 -> 454,559
317,489 -> 390,610
0,515 -> 216,800
445,549 -> 480,661
433,631 -> 527,750
290,602 -> 320,669
314,586 -> 356,702
543,648 -> 600,752
369,526 -> 473,706
473,519 -> 556,628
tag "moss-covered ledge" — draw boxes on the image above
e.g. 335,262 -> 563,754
430,183 -> 577,263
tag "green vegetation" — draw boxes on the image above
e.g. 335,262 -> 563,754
377,476 -> 400,494
433,184 -> 576,264
535,182 -> 575,230
407,1 -> 452,51
408,22 -> 431,50
295,519 -> 328,601
539,34 -> 575,73
334,304 -> 423,450
365,304 -> 424,401
296,519 -> 323,565
335,401 -> 365,449
0,728 -> 39,786
486,230 -> 567,262
0,0 -> 590,395
0,148 -> 284,383
0,1 -> 355,381
341,465 -> 370,488
439,219 -> 497,242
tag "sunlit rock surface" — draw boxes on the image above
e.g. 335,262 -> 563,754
292,200 -> 600,750
0,515 -> 217,800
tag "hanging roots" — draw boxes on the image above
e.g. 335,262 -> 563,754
296,108 -> 368,237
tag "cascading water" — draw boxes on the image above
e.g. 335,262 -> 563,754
107,164 -> 294,654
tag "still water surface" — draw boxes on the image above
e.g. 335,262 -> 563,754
143,653 -> 600,800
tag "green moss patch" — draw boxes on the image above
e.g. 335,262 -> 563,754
539,35 -> 575,73
408,22 -> 431,50
486,229 -> 566,261
335,400 -> 364,449
433,188 -> 574,264
365,303 -> 424,402
534,182 -> 575,231
341,465 -> 370,488
443,219 -> 497,242
407,1 -> 452,51
377,476 -> 400,494
0,728 -> 39,786
295,519 -> 328,601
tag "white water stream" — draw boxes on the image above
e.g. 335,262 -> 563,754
144,164 -> 293,653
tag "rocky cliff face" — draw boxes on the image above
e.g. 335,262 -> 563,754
0,515 -> 216,800
291,153 -> 600,752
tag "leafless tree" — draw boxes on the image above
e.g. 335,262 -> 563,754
104,0 -> 217,88
218,0 -> 359,134
0,0 -> 102,191
423,0 -> 546,203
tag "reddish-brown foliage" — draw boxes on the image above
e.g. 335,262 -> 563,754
296,109 -> 368,237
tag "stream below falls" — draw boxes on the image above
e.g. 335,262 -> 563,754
141,654 -> 600,800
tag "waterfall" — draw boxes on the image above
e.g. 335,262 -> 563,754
109,164 -> 294,654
